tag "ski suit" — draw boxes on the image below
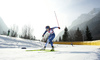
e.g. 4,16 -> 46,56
43,27 -> 58,47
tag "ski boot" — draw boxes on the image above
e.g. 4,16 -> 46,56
51,46 -> 54,51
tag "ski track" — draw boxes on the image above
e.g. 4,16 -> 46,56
0,35 -> 100,60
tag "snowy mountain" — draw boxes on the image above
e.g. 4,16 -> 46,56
68,10 -> 100,39
69,8 -> 100,30
55,30 -> 64,41
0,17 -> 8,35
55,8 -> 100,41
89,8 -> 100,15
73,12 -> 100,39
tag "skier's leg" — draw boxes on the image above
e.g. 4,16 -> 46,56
45,39 -> 49,47
43,36 -> 51,48
49,35 -> 55,51
49,35 -> 55,47
41,38 -> 49,50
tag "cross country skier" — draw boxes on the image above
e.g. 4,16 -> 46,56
42,26 -> 60,51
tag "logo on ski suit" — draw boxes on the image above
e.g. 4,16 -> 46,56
48,29 -> 54,34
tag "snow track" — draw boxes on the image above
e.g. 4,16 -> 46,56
0,35 -> 100,60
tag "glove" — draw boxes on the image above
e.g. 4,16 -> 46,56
58,27 -> 60,29
42,35 -> 44,37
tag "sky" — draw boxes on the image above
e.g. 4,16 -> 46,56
0,0 -> 100,39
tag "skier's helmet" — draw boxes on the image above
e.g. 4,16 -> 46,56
46,26 -> 50,29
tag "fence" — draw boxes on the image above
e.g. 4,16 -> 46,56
54,40 -> 100,46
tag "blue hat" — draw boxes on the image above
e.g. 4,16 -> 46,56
46,26 -> 50,29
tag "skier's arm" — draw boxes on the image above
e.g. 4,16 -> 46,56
52,27 -> 60,29
42,30 -> 47,37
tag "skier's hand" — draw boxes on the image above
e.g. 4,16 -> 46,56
58,27 -> 60,29
42,35 -> 44,37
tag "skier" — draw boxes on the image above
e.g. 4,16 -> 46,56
7,30 -> 10,36
42,26 -> 60,51
71,43 -> 73,47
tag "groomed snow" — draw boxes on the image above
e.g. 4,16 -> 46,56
0,35 -> 100,60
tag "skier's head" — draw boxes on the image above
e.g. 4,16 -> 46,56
46,26 -> 50,31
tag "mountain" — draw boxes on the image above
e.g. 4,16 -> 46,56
69,8 -> 100,39
0,17 -> 8,35
73,12 -> 100,39
55,8 -> 100,41
69,8 -> 100,30
55,30 -> 64,41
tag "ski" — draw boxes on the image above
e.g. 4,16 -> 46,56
26,49 -> 56,52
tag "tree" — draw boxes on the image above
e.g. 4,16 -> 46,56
33,36 -> 36,40
74,28 -> 83,41
20,25 -> 34,39
2,31 -> 7,35
10,25 -> 18,37
62,27 -> 69,42
69,30 -> 76,42
86,26 -> 92,41
59,36 -> 62,42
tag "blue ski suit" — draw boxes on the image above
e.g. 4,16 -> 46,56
43,27 -> 59,47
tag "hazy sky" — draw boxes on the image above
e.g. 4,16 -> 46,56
0,0 -> 100,39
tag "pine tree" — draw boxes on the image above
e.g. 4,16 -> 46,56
74,28 -> 83,41
59,36 -> 62,42
62,27 -> 68,42
86,26 -> 92,41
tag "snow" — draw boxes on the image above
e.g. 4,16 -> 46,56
0,35 -> 100,60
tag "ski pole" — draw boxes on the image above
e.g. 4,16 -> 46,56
54,11 -> 59,27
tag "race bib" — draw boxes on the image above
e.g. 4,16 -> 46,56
48,29 -> 54,34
